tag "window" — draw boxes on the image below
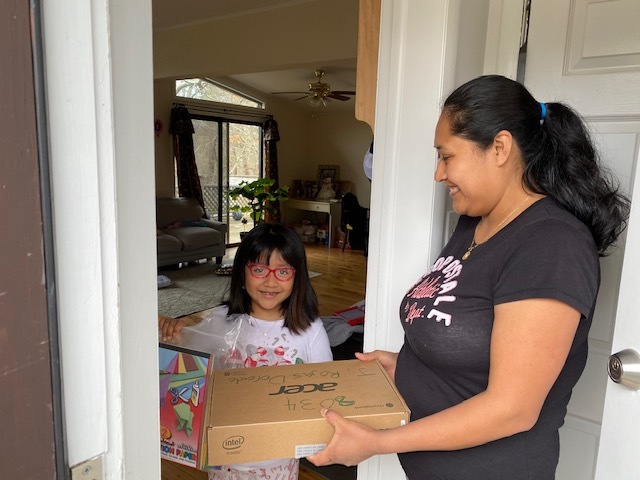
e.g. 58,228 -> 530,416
175,78 -> 267,244
176,78 -> 263,109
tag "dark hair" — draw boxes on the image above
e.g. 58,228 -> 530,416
442,74 -> 630,256
224,223 -> 318,333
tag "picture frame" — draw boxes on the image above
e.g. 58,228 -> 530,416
317,164 -> 340,187
304,180 -> 318,199
291,179 -> 304,198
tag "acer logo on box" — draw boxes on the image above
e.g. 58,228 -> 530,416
223,436 -> 245,450
269,382 -> 338,395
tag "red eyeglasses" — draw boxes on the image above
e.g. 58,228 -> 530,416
246,263 -> 296,281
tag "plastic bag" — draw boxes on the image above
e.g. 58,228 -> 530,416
165,308 -> 253,369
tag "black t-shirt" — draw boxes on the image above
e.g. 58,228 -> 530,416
395,197 -> 600,480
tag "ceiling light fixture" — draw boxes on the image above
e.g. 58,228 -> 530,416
308,94 -> 328,108
271,69 -> 355,107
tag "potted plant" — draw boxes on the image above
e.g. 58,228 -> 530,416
228,177 -> 289,229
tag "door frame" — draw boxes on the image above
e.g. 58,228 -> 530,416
360,0 -> 460,477
41,0 -> 524,478
361,0 -> 523,478
42,0 -> 159,477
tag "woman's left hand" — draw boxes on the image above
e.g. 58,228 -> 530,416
306,408 -> 379,467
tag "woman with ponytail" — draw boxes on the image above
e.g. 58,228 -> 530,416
308,75 -> 630,479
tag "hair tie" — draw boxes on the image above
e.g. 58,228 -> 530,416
539,102 -> 547,123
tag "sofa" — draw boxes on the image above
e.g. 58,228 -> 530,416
156,197 -> 227,267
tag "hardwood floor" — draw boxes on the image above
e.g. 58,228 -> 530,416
161,244 -> 366,480
304,244 -> 368,316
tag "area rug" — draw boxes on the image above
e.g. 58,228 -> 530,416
157,263 -> 231,318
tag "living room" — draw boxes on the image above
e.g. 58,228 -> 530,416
152,0 -> 374,325
153,4 -> 372,477
152,0 -> 375,228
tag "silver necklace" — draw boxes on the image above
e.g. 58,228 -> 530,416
253,318 -> 279,337
462,195 -> 531,261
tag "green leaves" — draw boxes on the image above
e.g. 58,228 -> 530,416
228,178 -> 289,224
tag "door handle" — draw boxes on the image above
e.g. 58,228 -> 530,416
607,349 -> 640,390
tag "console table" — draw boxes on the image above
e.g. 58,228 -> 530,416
284,199 -> 342,247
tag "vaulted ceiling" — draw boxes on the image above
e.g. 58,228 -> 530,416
152,0 -> 359,113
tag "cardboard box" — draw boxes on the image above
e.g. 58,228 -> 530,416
206,359 -> 409,465
159,342 -> 215,469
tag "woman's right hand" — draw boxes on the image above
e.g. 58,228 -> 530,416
355,350 -> 399,382
159,316 -> 186,341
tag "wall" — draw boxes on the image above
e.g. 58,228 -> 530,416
305,114 -> 373,206
455,0 -> 490,86
153,0 -> 358,80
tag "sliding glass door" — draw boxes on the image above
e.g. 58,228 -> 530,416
187,115 -> 263,245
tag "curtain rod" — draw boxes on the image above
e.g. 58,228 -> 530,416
172,101 -> 273,120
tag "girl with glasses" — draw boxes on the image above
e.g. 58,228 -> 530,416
160,222 -> 332,480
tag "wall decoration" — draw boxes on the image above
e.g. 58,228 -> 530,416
154,118 -> 164,137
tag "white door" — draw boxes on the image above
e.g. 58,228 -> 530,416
524,1 -> 640,478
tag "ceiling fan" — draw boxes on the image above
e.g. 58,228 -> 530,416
271,69 -> 356,107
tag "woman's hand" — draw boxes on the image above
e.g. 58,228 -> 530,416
355,350 -> 399,382
159,315 -> 186,341
306,409 -> 379,467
